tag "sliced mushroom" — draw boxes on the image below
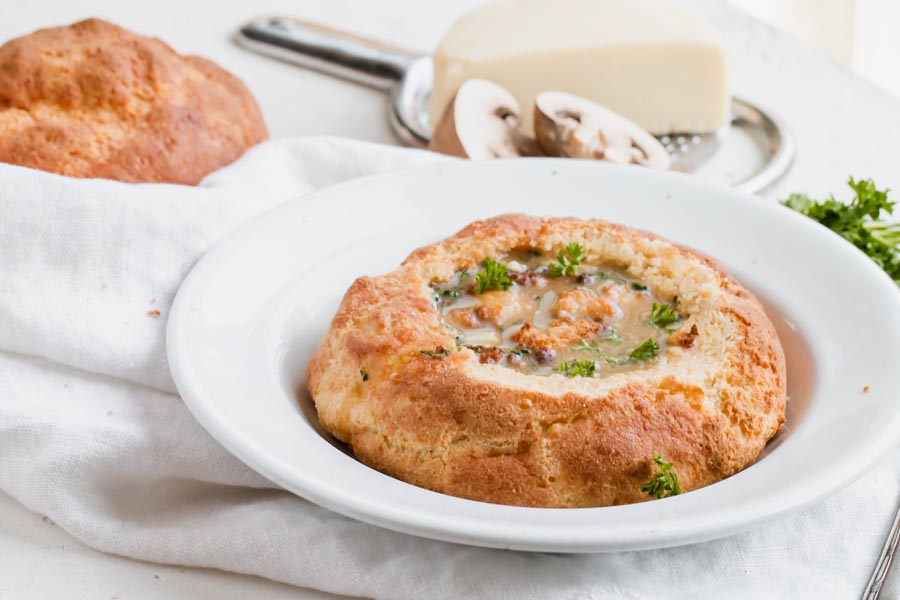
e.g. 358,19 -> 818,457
534,91 -> 671,169
428,79 -> 541,159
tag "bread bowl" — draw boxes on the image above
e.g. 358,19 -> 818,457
307,214 -> 786,508
0,18 -> 267,184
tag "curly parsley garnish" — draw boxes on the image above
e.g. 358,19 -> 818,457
475,259 -> 513,294
548,242 -> 587,277
360,368 -> 369,382
587,338 -> 659,365
421,346 -> 452,359
641,455 -> 682,499
629,338 -> 659,361
554,359 -> 596,378
646,303 -> 682,331
573,339 -> 600,354
575,329 -> 652,363
783,177 -> 900,286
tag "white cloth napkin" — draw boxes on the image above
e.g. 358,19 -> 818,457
0,136 -> 897,600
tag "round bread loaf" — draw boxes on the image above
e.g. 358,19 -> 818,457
0,18 -> 267,184
307,214 -> 787,508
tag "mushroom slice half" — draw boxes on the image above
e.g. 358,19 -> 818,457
534,91 -> 672,169
428,79 -> 541,159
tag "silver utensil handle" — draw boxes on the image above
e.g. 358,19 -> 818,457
235,17 -> 418,90
862,496 -> 900,600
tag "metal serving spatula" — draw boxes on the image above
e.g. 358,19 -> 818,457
235,16 -> 794,193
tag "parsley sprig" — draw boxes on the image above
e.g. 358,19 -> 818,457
573,329 -> 621,353
475,259 -> 513,294
783,177 -> 900,285
628,338 -> 659,361
646,303 -> 681,331
605,326 -> 622,343
549,242 -> 587,277
574,336 -> 658,363
554,359 -> 596,378
573,339 -> 600,354
640,455 -> 682,499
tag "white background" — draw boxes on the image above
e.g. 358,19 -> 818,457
731,0 -> 900,99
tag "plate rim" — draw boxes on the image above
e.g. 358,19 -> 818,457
167,159 -> 900,552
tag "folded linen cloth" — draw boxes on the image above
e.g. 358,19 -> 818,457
0,136 -> 897,600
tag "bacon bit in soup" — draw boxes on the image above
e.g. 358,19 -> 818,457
670,324 -> 699,348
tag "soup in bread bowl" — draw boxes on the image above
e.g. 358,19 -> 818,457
307,214 -> 786,508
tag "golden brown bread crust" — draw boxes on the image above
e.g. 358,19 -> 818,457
0,18 -> 267,184
307,215 -> 787,508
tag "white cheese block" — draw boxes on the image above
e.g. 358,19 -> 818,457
430,0 -> 730,136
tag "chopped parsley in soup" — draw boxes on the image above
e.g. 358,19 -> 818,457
430,243 -> 685,378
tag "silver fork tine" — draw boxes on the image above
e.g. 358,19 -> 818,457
863,497 -> 900,599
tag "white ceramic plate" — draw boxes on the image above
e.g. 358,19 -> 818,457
167,160 -> 900,552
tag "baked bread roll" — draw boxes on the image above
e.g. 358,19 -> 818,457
0,18 -> 267,184
307,214 -> 787,508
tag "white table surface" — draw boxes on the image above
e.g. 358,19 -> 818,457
2,1 -> 900,598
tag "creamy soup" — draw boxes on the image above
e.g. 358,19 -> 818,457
431,245 -> 686,377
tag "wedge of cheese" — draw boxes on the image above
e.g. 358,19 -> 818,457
430,0 -> 730,135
